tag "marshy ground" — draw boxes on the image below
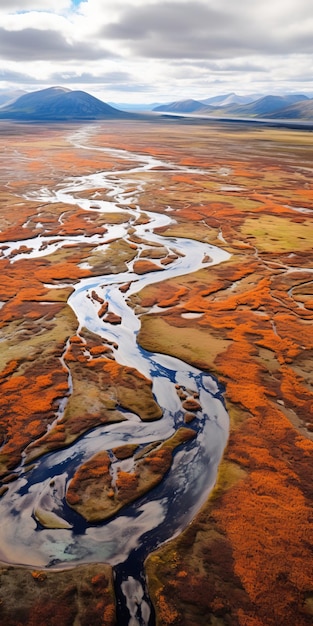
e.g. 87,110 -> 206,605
0,119 -> 312,626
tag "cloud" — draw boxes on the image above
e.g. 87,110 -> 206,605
102,0 -> 313,59
0,1 -> 312,100
0,0 -> 71,10
208,60 -> 266,73
0,66 -> 152,98
0,27 -> 114,61
102,2 -> 237,56
46,70 -> 151,94
0,69 -> 42,84
49,70 -> 133,84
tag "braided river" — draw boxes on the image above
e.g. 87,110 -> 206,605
0,127 -> 230,625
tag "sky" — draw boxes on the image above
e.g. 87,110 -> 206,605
0,0 -> 312,104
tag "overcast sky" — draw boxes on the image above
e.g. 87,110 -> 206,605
0,0 -> 312,103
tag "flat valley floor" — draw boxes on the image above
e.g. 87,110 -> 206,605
0,119 -> 312,626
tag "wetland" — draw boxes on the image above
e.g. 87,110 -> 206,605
0,119 -> 312,626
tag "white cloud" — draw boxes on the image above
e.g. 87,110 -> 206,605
0,0 -> 312,102
0,0 -> 72,11
2,11 -> 71,33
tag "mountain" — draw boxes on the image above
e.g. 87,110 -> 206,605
152,93 -> 311,120
0,89 -> 26,106
216,95 -> 309,118
267,98 -> 313,120
153,99 -> 207,113
282,94 -> 309,104
0,86 -> 130,121
1,87 -> 311,123
200,93 -> 257,106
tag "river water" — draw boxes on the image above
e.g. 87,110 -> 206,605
0,126 -> 230,625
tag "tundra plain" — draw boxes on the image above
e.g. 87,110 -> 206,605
0,119 -> 312,626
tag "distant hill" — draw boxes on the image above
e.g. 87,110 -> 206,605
216,95 -> 309,118
153,93 -> 311,120
1,87 -> 312,123
267,98 -> 313,120
200,93 -> 257,106
153,99 -> 207,113
283,94 -> 309,104
0,86 -> 131,121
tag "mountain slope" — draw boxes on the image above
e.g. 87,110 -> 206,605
210,94 -> 309,118
0,89 -> 26,106
152,94 -> 310,120
267,98 -> 313,120
0,87 -> 129,120
153,99 -> 207,113
201,93 -> 257,106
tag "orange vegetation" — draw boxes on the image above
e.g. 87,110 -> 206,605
66,428 -> 195,522
1,120 -> 312,626
0,361 -> 69,474
133,259 -> 164,274
132,123 -> 313,626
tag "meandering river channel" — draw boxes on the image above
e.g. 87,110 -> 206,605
0,126 -> 230,625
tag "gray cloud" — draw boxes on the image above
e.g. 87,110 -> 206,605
102,1 -> 313,59
48,70 -> 150,91
47,70 -> 150,93
49,71 -> 132,83
0,27 -> 114,62
0,1 -> 68,9
0,67 -> 149,96
0,69 -> 42,83
104,2 -> 226,40
209,61 -> 266,73
102,2 -> 236,54
170,59 -> 265,73
1,1 -> 312,99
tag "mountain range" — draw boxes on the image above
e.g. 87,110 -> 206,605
0,87 -> 313,122
153,93 -> 313,120
0,87 -> 131,121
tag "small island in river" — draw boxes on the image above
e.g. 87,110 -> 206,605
0,118 -> 312,626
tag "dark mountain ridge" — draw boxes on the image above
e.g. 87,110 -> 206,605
1,87 -> 312,122
152,93 -> 311,120
267,98 -> 313,120
218,94 -> 309,117
0,86 -> 131,121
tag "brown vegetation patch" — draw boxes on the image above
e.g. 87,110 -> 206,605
66,428 -> 195,522
24,328 -> 162,464
133,259 -> 164,274
0,563 -> 115,626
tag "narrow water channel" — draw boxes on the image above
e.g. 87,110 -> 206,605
0,126 -> 230,625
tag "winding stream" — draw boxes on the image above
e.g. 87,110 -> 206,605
0,126 -> 230,625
